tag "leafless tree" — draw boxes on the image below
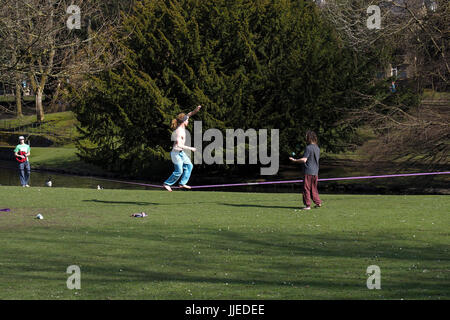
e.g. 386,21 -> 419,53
321,0 -> 448,86
0,0 -> 125,121
344,90 -> 449,166
0,2 -> 27,117
321,0 -> 449,166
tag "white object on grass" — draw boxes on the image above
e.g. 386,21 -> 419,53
131,212 -> 147,218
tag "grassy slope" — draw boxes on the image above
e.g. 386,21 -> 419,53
0,111 -> 77,134
0,111 -> 79,146
0,112 -> 106,174
0,187 -> 448,300
422,89 -> 450,100
30,147 -> 108,175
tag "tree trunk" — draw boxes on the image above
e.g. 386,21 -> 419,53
36,88 -> 45,122
15,79 -> 23,118
50,80 -> 61,113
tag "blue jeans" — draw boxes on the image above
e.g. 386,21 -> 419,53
164,151 -> 193,186
19,161 -> 31,186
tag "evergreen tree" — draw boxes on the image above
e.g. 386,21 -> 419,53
73,0 -> 376,177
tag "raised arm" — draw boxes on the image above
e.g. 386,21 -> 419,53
187,105 -> 202,118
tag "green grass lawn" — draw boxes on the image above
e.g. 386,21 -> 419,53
29,147 -> 108,175
0,146 -> 107,176
0,95 -> 41,103
0,187 -> 448,300
422,89 -> 450,100
0,111 -> 79,146
0,111 -> 73,129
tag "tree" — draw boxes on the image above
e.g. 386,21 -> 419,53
320,0 -> 449,166
0,0 -> 123,121
73,0 -> 378,177
0,2 -> 26,117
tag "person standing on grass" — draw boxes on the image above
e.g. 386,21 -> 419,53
289,130 -> 322,210
14,136 -> 31,187
163,105 -> 202,192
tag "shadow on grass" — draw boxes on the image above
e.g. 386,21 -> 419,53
2,225 -> 448,299
83,199 -> 159,206
82,199 -> 226,206
220,203 -> 300,209
82,199 -> 299,207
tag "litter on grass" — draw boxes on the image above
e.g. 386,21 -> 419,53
131,212 -> 147,218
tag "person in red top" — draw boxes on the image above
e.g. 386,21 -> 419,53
14,136 -> 31,187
